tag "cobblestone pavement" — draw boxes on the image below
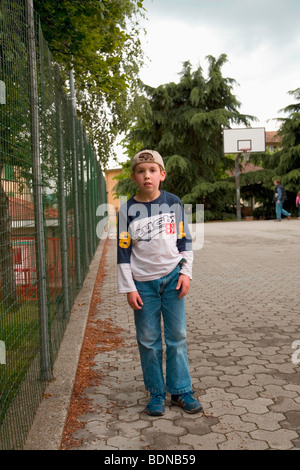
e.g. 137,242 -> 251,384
65,220 -> 300,450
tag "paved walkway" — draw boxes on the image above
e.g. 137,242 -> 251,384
27,219 -> 300,450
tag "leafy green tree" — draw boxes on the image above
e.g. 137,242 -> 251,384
33,0 -> 145,166
116,55 -> 255,219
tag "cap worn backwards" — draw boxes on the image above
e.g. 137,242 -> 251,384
131,150 -> 165,170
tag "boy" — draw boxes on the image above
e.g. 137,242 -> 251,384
117,149 -> 203,416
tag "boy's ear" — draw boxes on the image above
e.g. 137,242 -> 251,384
160,170 -> 167,181
131,172 -> 136,183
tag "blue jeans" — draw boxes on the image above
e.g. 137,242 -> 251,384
134,264 -> 192,395
275,201 -> 290,220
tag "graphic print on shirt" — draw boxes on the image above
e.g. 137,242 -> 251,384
130,213 -> 176,242
117,191 -> 194,292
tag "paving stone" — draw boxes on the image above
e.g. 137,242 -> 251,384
49,221 -> 300,450
175,415 -> 219,436
110,419 -> 150,438
278,411 -> 300,431
241,411 -> 286,431
143,419 -> 187,437
218,431 -> 269,450
226,385 -> 263,399
106,434 -> 155,450
250,429 -> 299,450
269,397 -> 300,413
179,431 -> 227,449
149,434 -> 188,450
205,401 -> 247,418
219,374 -> 256,387
232,398 -> 274,414
211,414 -> 257,433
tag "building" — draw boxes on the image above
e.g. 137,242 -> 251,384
105,168 -> 122,228
265,131 -> 282,152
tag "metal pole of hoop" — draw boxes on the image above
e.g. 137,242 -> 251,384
235,149 -> 250,221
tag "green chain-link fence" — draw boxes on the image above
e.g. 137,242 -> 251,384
0,0 -> 106,449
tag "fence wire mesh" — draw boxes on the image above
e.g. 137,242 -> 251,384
0,0 -> 106,449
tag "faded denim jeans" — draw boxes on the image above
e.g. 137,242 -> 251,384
133,264 -> 192,396
275,201 -> 290,220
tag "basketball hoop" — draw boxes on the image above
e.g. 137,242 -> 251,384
223,128 -> 266,222
241,149 -> 250,163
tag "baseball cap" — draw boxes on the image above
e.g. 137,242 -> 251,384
131,149 -> 165,170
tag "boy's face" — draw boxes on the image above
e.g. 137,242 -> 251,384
131,162 -> 166,195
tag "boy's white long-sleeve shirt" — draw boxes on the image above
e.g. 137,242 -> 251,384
117,190 -> 193,294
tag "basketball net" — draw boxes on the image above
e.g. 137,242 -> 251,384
241,149 -> 250,163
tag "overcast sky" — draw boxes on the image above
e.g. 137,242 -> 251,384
111,0 -> 300,167
139,0 -> 300,130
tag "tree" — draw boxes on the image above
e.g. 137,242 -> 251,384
33,0 -> 146,166
239,88 -> 300,219
275,88 -> 300,194
116,55 -> 255,220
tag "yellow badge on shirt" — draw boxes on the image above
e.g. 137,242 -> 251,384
119,231 -> 131,248
178,221 -> 186,239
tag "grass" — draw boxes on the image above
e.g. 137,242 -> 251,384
0,302 -> 40,424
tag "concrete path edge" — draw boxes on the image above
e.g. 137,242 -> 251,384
24,235 -> 108,450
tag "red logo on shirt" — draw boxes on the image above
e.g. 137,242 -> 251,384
165,222 -> 176,235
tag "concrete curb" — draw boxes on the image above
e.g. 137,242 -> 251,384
24,236 -> 107,450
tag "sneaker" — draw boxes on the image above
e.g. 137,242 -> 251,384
171,391 -> 203,414
145,393 -> 165,416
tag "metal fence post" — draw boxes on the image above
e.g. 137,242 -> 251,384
26,0 -> 52,381
79,121 -> 89,270
69,68 -> 81,288
55,66 -> 70,316
235,154 -> 241,222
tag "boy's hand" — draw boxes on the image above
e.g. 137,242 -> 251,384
127,291 -> 143,310
176,274 -> 190,298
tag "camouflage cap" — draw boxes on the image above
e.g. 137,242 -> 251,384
131,149 -> 165,170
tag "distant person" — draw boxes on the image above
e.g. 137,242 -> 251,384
273,180 -> 291,221
296,191 -> 300,219
117,149 -> 203,416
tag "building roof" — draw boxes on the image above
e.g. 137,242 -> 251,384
8,195 -> 59,221
265,131 -> 281,144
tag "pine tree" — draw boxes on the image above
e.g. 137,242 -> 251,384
239,87 -> 300,218
276,88 -> 300,192
116,55 -> 255,220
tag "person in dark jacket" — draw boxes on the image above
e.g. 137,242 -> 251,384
273,180 -> 291,221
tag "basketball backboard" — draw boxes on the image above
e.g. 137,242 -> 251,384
223,127 -> 266,154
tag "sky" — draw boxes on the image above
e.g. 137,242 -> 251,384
111,0 -> 300,167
